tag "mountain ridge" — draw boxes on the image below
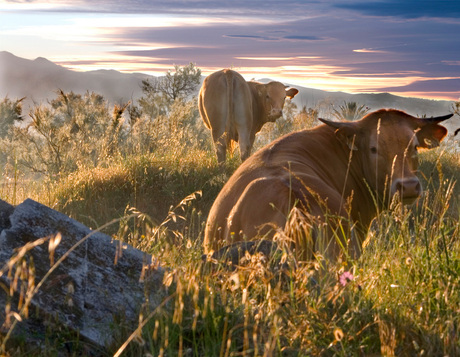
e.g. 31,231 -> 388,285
0,51 -> 455,123
0,51 -> 151,108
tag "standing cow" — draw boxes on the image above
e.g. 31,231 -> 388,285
198,69 -> 298,163
204,109 -> 453,261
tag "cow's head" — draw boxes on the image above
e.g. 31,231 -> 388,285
255,82 -> 298,122
320,109 -> 452,205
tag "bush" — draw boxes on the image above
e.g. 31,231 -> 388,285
3,91 -> 126,179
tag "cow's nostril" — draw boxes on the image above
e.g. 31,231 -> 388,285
393,178 -> 421,200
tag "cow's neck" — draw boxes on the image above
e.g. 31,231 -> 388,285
317,126 -> 380,233
342,147 -> 381,234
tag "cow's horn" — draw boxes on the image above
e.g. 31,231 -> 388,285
318,118 -> 353,129
424,113 -> 453,123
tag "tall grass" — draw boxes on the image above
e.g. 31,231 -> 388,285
50,150 -> 239,236
108,145 -> 459,356
3,145 -> 456,356
106,155 -> 459,356
0,163 -> 55,206
1,103 -> 459,355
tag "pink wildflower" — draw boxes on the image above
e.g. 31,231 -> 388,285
339,271 -> 354,286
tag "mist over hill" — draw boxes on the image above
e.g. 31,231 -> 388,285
0,51 -> 457,129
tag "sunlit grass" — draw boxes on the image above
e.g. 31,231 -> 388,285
110,160 -> 459,356
0,172 -> 55,207
48,149 -> 239,235
1,121 -> 459,356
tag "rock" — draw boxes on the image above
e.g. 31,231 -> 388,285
0,199 -> 14,231
0,198 -> 165,353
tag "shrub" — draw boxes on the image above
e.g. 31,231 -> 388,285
4,91 -> 127,179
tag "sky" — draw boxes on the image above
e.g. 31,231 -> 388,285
1,0 -> 460,101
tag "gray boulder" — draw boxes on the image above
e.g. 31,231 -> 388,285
0,199 -> 14,231
0,198 -> 165,353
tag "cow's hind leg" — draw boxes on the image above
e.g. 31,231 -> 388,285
236,129 -> 252,161
225,177 -> 321,262
212,129 -> 227,164
239,144 -> 251,161
225,177 -> 292,242
233,91 -> 253,161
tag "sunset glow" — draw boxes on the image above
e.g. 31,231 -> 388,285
1,0 -> 459,101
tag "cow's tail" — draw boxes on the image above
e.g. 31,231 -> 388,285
198,88 -> 211,129
225,70 -> 236,152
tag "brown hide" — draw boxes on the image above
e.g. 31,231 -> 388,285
198,69 -> 298,163
204,109 -> 452,261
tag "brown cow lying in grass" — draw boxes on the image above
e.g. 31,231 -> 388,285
204,109 -> 453,262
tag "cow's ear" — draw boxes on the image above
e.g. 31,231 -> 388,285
416,124 -> 448,149
285,88 -> 298,99
319,118 -> 359,151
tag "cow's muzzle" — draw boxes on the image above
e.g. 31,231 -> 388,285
391,177 -> 422,204
268,108 -> 283,121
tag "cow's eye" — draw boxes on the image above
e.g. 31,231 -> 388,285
370,146 -> 378,154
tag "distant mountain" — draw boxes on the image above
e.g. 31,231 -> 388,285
0,51 -> 151,109
255,78 -> 455,119
0,51 -> 457,129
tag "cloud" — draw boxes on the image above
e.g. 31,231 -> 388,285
353,48 -> 388,54
2,0 -> 323,17
335,0 -> 460,19
223,34 -> 276,41
283,35 -> 324,41
223,34 -> 325,42
380,78 -> 460,92
3,0 -> 460,101
5,0 -> 460,21
235,56 -> 318,61
443,61 -> 460,66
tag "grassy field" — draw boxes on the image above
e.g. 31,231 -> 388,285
1,90 -> 459,355
1,136 -> 459,356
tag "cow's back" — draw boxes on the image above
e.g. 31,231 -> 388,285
203,125 -> 349,252
198,69 -> 251,136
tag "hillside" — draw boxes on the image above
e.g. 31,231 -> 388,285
0,51 -> 151,109
0,51 -> 456,123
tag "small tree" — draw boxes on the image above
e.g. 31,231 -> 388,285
0,97 -> 26,173
139,63 -> 201,119
332,101 -> 369,121
161,63 -> 202,102
0,97 -> 25,138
